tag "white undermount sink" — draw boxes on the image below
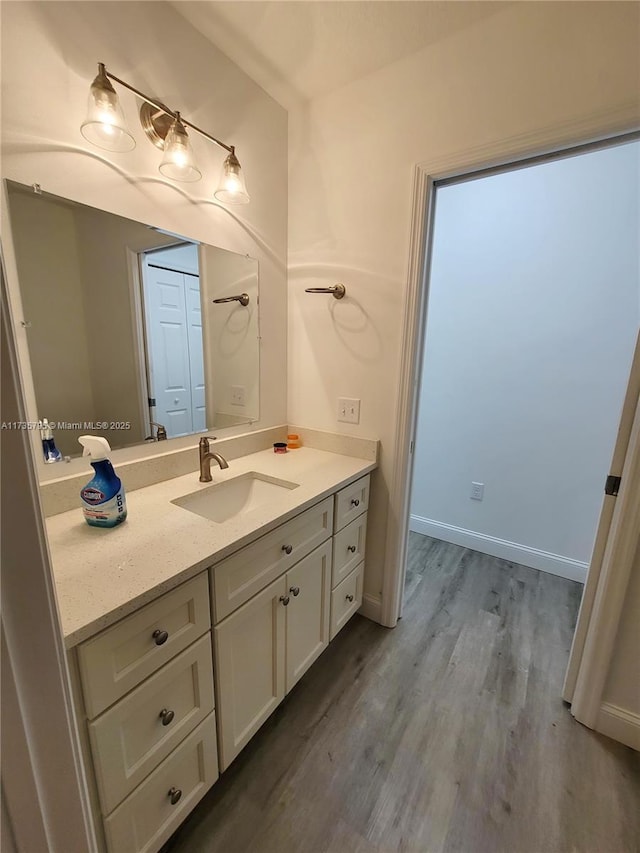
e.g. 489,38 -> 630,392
171,471 -> 300,524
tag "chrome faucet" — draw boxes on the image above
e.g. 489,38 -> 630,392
199,436 -> 229,482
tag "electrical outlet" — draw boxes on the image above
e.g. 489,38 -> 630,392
337,397 -> 361,424
470,482 -> 485,501
230,385 -> 246,406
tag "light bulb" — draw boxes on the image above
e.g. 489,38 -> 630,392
159,115 -> 201,182
214,149 -> 250,204
80,64 -> 135,153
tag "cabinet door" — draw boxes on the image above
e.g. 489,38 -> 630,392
286,541 -> 332,693
214,576 -> 287,770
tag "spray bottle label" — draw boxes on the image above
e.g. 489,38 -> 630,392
81,490 -> 127,527
81,487 -> 106,504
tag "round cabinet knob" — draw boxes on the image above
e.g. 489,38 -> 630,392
279,595 -> 290,606
282,544 -> 293,555
152,629 -> 169,646
159,708 -> 175,726
345,594 -> 354,603
174,398 -> 179,405
347,545 -> 357,553
351,498 -> 360,507
289,586 -> 300,597
168,787 -> 182,805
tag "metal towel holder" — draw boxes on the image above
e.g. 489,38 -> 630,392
212,293 -> 250,306
304,283 -> 346,300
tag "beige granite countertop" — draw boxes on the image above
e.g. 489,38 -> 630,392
46,447 -> 376,648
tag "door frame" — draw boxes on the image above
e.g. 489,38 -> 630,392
381,117 -> 640,718
126,248 -> 153,438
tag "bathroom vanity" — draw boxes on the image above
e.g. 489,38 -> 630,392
45,443 -> 375,853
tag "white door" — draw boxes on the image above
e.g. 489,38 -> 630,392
563,331 -> 640,736
185,272 -> 206,433
285,541 -> 332,692
143,260 -> 204,438
214,576 -> 287,771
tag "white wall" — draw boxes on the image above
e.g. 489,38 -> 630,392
1,0 -> 288,473
288,1 -> 640,609
409,142 -> 640,579
7,190 -> 96,457
72,204 -> 176,448
200,245 -> 259,425
149,243 -> 199,275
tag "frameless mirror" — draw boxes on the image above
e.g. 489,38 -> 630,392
6,181 -> 259,458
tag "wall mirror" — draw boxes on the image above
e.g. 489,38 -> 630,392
5,181 -> 260,459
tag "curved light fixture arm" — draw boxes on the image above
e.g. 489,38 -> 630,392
102,65 -> 233,154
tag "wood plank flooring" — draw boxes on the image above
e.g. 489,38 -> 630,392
166,535 -> 639,853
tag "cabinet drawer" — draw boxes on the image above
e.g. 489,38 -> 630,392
89,634 -> 215,814
78,573 -> 211,719
332,513 -> 367,588
212,496 -> 333,622
334,475 -> 369,532
330,563 -> 363,640
103,712 -> 218,853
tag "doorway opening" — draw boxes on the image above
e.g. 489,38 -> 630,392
404,138 -> 639,611
137,242 -> 206,440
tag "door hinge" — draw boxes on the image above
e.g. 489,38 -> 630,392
409,440 -> 414,455
605,475 -> 621,496
148,397 -> 156,408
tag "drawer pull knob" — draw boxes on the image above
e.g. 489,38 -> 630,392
159,708 -> 175,726
168,787 -> 182,805
289,586 -> 300,597
282,544 -> 293,555
347,545 -> 357,553
346,594 -> 354,602
351,498 -> 360,507
152,629 -> 169,646
279,595 -> 290,606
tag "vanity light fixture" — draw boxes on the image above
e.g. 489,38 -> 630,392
80,63 -> 250,204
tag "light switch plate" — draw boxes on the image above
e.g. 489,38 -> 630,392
338,397 -> 360,424
470,482 -> 485,501
230,385 -> 246,406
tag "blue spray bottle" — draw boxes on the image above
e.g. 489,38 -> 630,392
40,418 -> 62,463
78,435 -> 127,528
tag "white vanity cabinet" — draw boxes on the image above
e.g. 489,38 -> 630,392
330,476 -> 369,638
211,475 -> 369,771
68,471 -> 372,853
213,521 -> 333,770
74,573 -> 218,853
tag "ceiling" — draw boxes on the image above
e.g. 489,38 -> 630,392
172,1 -> 510,108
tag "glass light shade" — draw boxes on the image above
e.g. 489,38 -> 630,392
80,68 -> 136,153
214,150 -> 250,204
159,118 -> 202,182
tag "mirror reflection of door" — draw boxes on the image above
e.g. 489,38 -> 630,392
141,244 -> 206,439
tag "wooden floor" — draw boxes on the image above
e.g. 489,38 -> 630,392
167,535 -> 640,853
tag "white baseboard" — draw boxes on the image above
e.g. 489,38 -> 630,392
596,703 -> 640,751
359,593 -> 382,624
409,516 -> 588,583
